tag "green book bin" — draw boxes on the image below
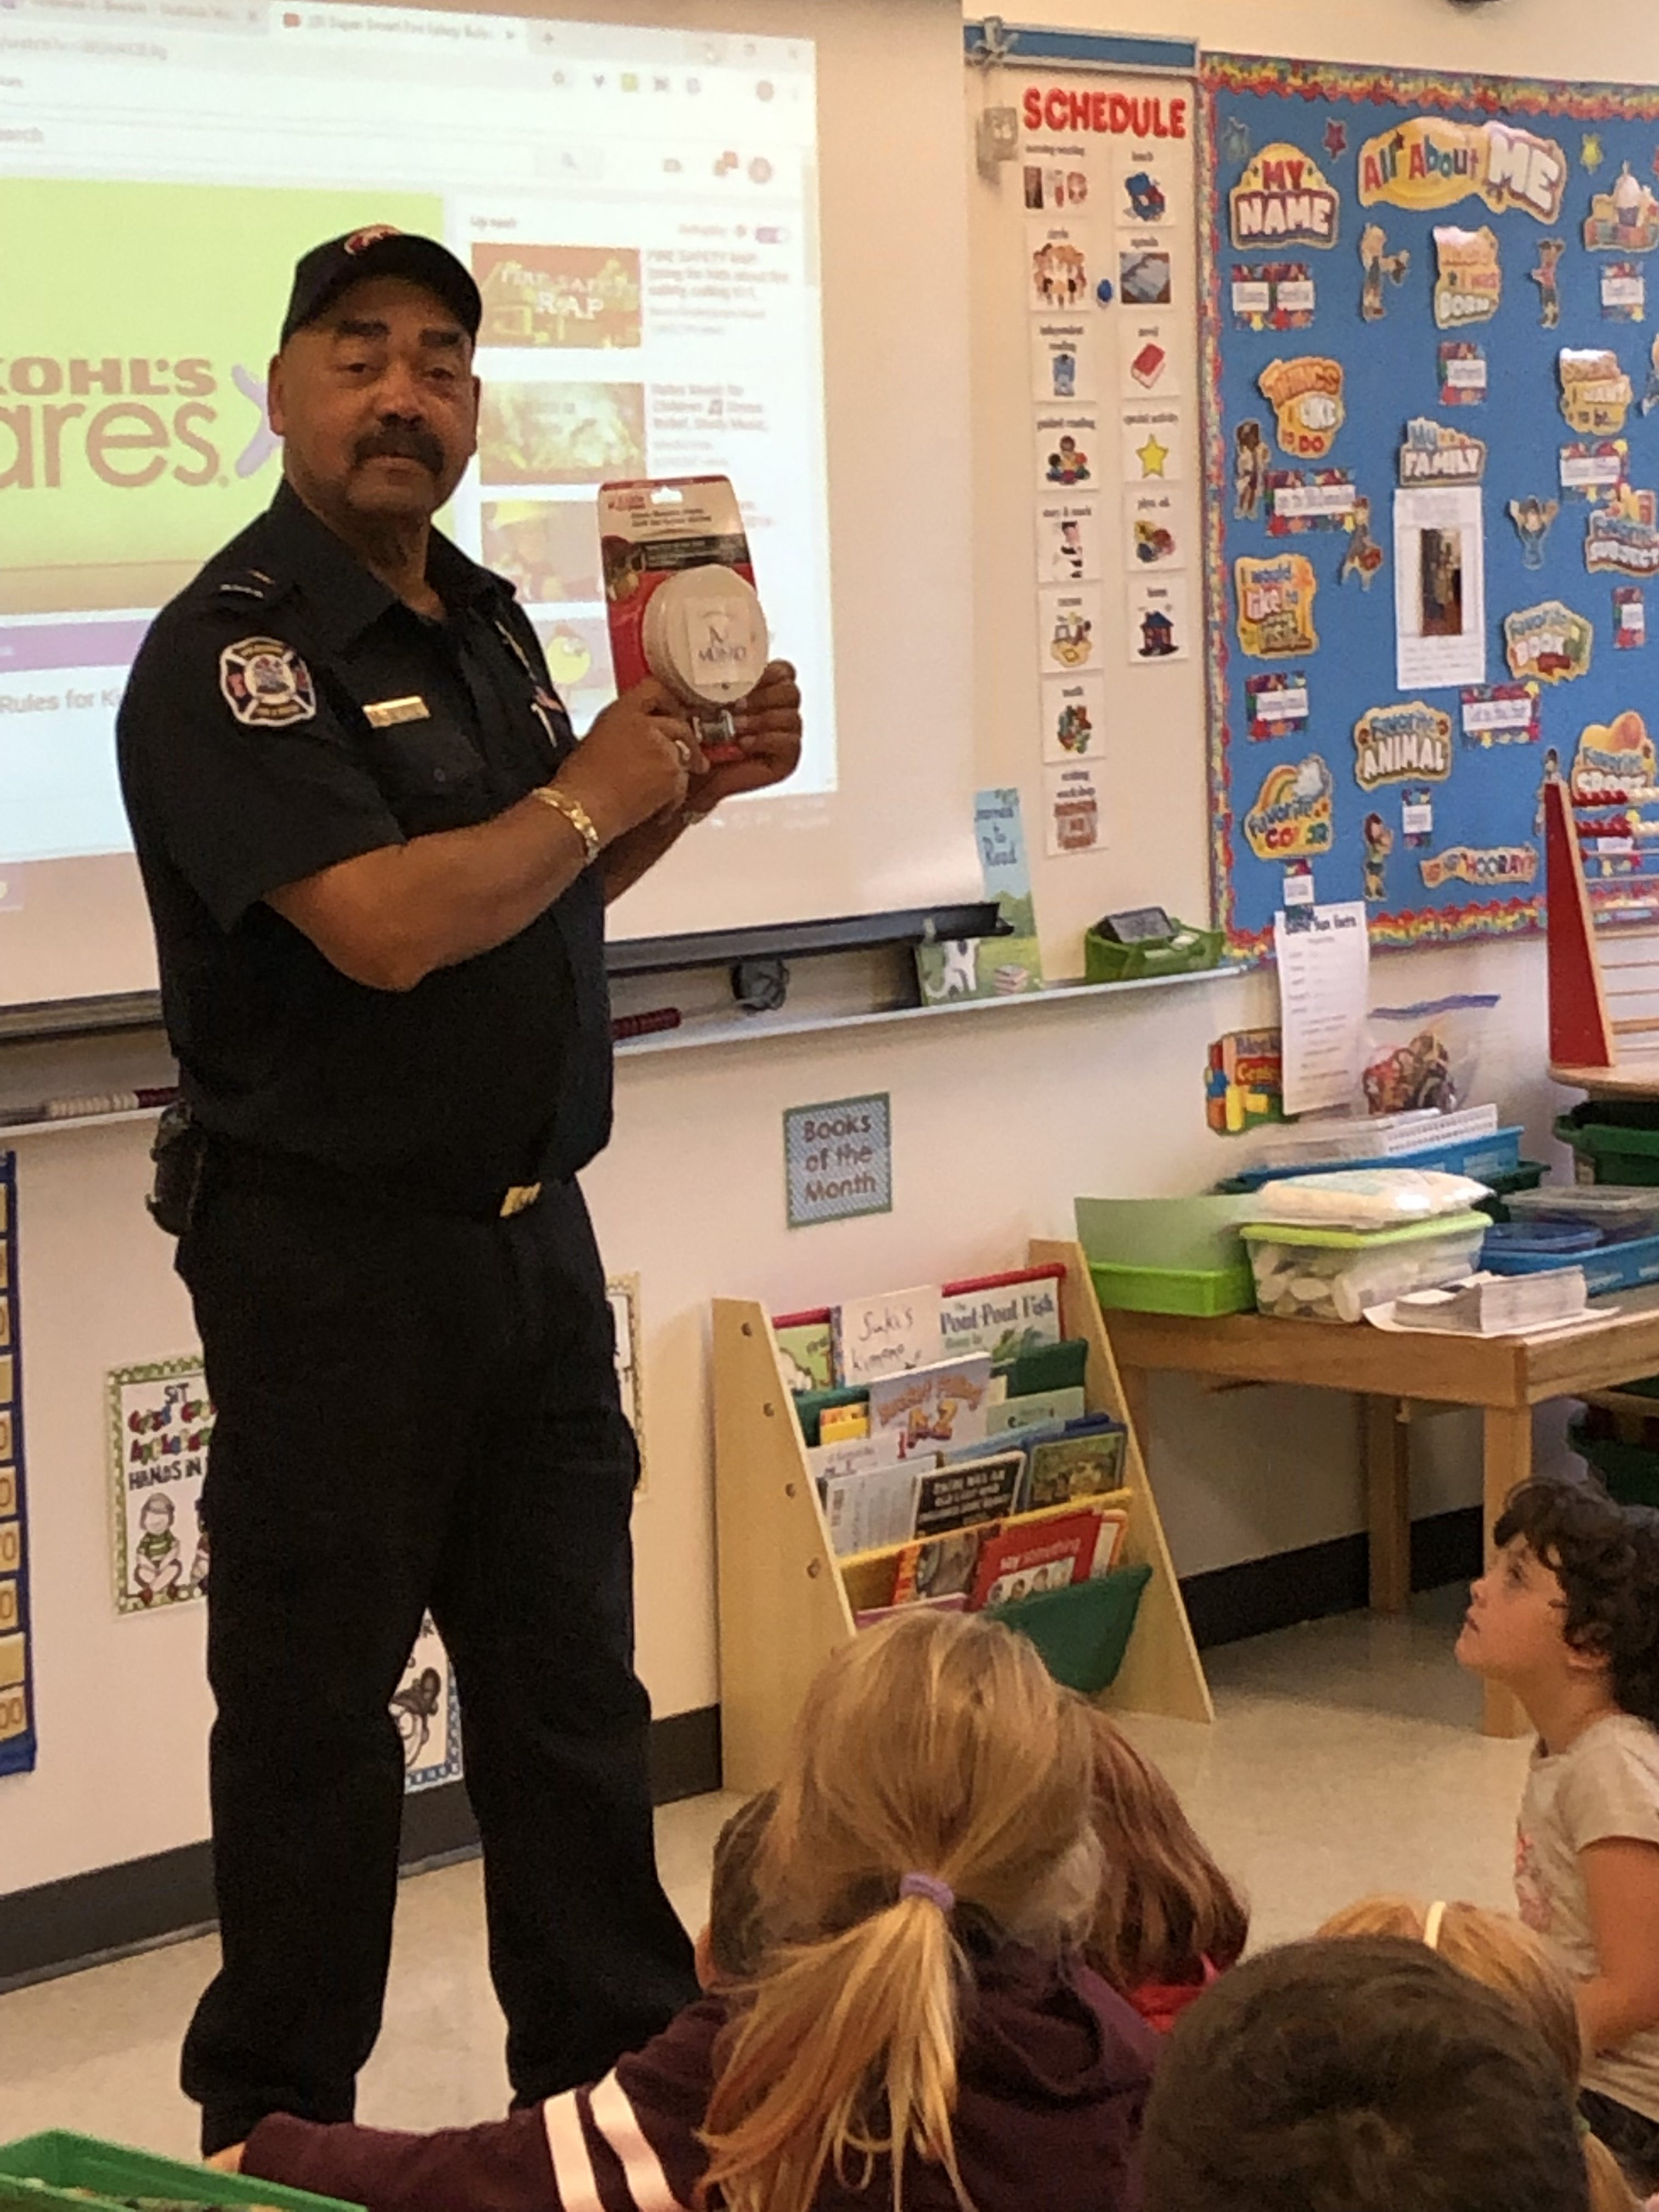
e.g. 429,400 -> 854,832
0,2133 -> 362,2212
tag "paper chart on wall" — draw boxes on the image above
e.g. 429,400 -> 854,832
1273,901 -> 1372,1117
1393,487 -> 1486,691
1045,759 -> 1105,855
395,1612 -> 462,1796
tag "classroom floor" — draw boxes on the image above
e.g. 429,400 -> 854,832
0,1585 -> 1530,2159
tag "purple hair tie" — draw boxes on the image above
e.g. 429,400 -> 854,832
899,1872 -> 955,1913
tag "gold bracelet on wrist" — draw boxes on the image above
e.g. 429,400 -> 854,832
529,782 -> 601,865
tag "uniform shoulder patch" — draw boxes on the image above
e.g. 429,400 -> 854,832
219,635 -> 317,727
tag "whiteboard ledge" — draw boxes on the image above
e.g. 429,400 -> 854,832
963,21 -> 1198,72
0,966 -> 1244,1134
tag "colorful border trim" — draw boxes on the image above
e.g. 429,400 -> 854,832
1201,52 -> 1659,960
0,1153 -> 35,1780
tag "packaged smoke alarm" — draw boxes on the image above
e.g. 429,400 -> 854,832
598,475 -> 770,761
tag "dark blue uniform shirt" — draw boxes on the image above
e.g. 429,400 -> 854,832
117,481 -> 613,1210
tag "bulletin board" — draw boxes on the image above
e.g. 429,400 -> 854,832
1202,54 -> 1659,959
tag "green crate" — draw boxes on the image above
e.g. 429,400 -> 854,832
1083,920 -> 1224,985
988,1562 -> 1153,1695
0,2133 -> 360,2212
1556,1106 -> 1659,1188
1077,1194 -> 1259,1317
1088,1258 -> 1256,1317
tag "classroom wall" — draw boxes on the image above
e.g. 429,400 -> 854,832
1,0 -> 1626,1899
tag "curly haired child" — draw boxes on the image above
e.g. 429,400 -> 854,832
1456,1475 -> 1659,2194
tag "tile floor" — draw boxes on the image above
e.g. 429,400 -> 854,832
0,1587 -> 1530,2159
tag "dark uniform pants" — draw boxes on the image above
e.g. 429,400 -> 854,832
175,1159 -> 698,2152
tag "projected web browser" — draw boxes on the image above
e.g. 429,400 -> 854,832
0,1 -> 832,877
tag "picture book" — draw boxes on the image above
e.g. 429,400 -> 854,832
915,788 -> 1045,1003
831,1285 -> 944,1384
911,1450 -> 1026,1538
773,1310 -> 835,1393
988,1386 -> 1088,1435
969,1501 -> 1129,1612
824,1463 -> 923,1559
939,1266 -> 1064,1362
808,1434 -> 906,1490
792,1384 -> 868,1447
867,1353 -> 994,1459
889,1526 -> 984,1607
1028,1426 -> 1128,1509
1000,1338 -> 1088,1396
819,1402 -> 870,1444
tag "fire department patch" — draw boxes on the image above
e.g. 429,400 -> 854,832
219,636 -> 317,727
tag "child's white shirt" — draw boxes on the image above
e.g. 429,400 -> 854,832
1518,1709 -> 1659,2120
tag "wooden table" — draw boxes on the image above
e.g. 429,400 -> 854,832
1105,1290 -> 1659,1737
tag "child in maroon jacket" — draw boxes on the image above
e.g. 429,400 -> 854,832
1077,1703 -> 1249,2033
232,1610 -> 1156,2212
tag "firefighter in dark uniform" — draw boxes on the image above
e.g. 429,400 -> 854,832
115,228 -> 802,2155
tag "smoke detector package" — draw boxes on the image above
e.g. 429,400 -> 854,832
599,475 -> 770,760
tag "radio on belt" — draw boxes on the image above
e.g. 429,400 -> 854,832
598,473 -> 770,761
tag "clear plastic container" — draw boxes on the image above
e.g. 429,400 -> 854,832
1503,1185 -> 1659,1243
1240,1213 -> 1490,1323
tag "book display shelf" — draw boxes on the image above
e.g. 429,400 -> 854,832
712,1238 -> 1212,1792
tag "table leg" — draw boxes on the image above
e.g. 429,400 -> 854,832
1119,1364 -> 1152,1481
1363,1395 -> 1410,1615
1481,1406 -> 1534,1740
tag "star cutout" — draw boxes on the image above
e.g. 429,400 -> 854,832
1324,117 -> 1347,160
1137,432 -> 1170,478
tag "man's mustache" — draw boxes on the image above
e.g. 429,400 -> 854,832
355,425 -> 444,473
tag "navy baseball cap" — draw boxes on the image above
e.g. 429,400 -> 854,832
280,225 -> 482,347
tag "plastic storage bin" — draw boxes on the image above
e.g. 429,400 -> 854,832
1083,918 -> 1224,984
1076,1194 -> 1258,1317
1241,1212 -> 1489,1322
1218,1125 -> 1523,1193
1504,1185 -> 1659,1241
1482,1224 -> 1659,1297
0,2132 -> 360,2212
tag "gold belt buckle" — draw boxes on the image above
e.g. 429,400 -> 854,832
499,1181 -> 541,1218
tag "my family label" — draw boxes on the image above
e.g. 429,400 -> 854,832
1399,417 -> 1486,485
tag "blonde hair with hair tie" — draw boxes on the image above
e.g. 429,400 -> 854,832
696,1610 -> 1101,2212
1318,1894 -> 1638,2212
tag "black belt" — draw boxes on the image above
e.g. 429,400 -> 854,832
200,1132 -> 547,1224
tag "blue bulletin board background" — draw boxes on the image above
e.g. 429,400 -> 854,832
1202,54 -> 1659,958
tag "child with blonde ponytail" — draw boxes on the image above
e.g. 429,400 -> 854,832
225,1610 -> 1158,2212
1318,1895 -> 1639,2212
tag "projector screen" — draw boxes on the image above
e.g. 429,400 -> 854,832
0,0 -> 977,1011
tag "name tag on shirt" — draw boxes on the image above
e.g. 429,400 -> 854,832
363,695 -> 430,730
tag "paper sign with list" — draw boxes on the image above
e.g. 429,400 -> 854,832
1273,901 -> 1371,1116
